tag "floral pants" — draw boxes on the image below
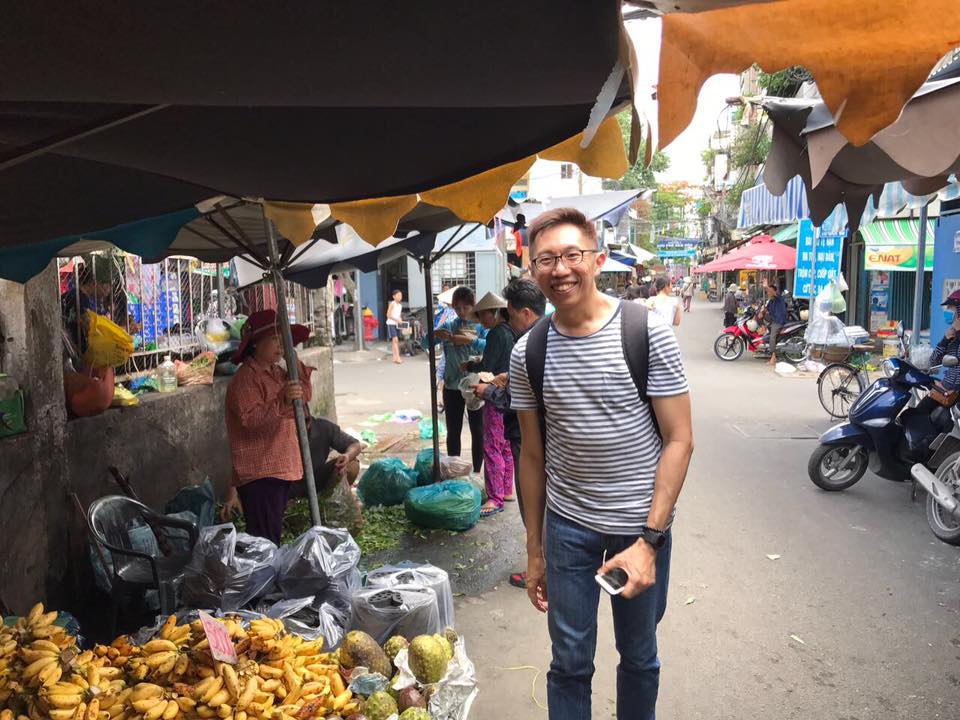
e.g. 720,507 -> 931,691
483,403 -> 514,507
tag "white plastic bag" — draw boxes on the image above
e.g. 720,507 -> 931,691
366,563 -> 455,631
458,374 -> 484,411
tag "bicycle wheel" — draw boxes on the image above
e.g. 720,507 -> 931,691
817,363 -> 865,419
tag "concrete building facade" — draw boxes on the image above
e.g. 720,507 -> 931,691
0,262 -> 335,618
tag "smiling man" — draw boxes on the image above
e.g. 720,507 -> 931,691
508,208 -> 694,720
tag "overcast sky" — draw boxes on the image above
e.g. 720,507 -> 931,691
626,18 -> 740,186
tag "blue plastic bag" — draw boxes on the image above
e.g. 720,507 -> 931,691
357,458 -> 418,507
404,480 -> 481,531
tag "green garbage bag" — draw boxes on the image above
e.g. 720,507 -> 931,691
404,480 -> 482,531
414,449 -> 436,486
357,458 -> 418,507
419,417 -> 446,440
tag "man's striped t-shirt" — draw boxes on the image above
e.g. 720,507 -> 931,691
509,303 -> 689,535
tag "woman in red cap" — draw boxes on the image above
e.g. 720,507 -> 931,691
221,309 -> 313,544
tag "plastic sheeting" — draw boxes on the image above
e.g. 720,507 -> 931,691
181,524 -> 277,612
365,562 -> 455,631
262,593 -> 354,650
274,526 -> 361,598
350,584 -> 441,644
357,459 -> 418,507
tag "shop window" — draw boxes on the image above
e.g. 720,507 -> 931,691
430,252 -> 476,295
57,251 -> 315,380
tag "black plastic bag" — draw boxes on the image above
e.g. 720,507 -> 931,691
181,524 -> 277,612
274,526 -> 361,598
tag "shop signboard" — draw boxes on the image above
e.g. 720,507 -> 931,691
793,219 -> 844,298
864,245 -> 934,271
658,248 -> 697,258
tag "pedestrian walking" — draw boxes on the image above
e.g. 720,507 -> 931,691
463,292 -> 515,517
435,286 -> 487,472
433,286 -> 457,412
510,208 -> 693,720
386,289 -> 404,364
764,283 -> 788,367
222,310 -> 313,545
723,283 -> 738,327
681,277 -> 694,312
647,275 -> 681,327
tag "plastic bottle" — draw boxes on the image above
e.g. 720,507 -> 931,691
157,355 -> 177,393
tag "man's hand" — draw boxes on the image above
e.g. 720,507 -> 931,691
492,373 -> 509,388
220,488 -> 242,521
451,334 -> 472,347
471,383 -> 488,398
947,326 -> 957,341
598,541 -> 657,599
526,553 -> 548,612
284,381 -> 303,404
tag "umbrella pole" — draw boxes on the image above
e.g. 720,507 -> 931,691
264,217 -> 322,528
424,259 -> 442,482
910,205 -> 929,345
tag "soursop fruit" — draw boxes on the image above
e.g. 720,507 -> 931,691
340,631 -> 393,678
383,635 -> 410,661
442,627 -> 458,647
364,691 -> 398,720
432,634 -> 453,662
398,709 -> 431,720
408,635 -> 450,684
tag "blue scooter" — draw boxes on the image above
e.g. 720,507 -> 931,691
808,352 -> 959,491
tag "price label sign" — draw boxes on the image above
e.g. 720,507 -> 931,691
198,611 -> 238,664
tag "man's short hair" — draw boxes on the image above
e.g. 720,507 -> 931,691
502,277 -> 546,317
452,286 -> 475,306
527,207 -> 598,251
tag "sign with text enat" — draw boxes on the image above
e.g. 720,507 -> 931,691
793,219 -> 844,298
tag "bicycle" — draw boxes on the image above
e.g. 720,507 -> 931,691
816,344 -> 881,419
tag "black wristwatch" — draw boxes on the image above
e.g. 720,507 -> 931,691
639,525 -> 667,551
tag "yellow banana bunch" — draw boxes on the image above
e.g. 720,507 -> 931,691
159,616 -> 193,649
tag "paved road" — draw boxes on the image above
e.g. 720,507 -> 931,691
335,300 -> 960,718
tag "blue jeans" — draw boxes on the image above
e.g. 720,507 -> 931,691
545,509 -> 672,720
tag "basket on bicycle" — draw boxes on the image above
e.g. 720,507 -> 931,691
398,321 -> 413,339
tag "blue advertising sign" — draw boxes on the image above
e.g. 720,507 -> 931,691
793,218 -> 844,298
658,249 -> 697,258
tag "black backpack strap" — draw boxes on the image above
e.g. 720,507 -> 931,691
524,315 -> 552,417
620,301 -> 660,437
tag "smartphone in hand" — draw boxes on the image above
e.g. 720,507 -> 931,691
595,568 -> 628,596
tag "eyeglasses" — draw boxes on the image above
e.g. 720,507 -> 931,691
531,248 -> 600,271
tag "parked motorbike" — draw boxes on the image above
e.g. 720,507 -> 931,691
910,422 -> 960,546
808,354 -> 959,491
713,305 -> 808,362
399,307 -> 426,356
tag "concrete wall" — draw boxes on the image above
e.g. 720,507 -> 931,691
0,262 -> 335,620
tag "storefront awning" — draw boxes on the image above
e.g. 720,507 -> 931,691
771,224 -> 799,244
862,219 -> 937,271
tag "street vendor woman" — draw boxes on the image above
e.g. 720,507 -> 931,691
222,309 -> 313,544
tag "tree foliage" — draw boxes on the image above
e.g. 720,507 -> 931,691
603,110 -> 670,190
757,65 -> 812,98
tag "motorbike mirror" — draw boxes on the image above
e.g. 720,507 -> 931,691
896,324 -> 904,338
944,355 -> 959,368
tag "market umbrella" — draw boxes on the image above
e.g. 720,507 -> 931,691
0,1 -> 634,254
694,235 -> 796,273
648,0 -> 960,154
762,76 -> 960,237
